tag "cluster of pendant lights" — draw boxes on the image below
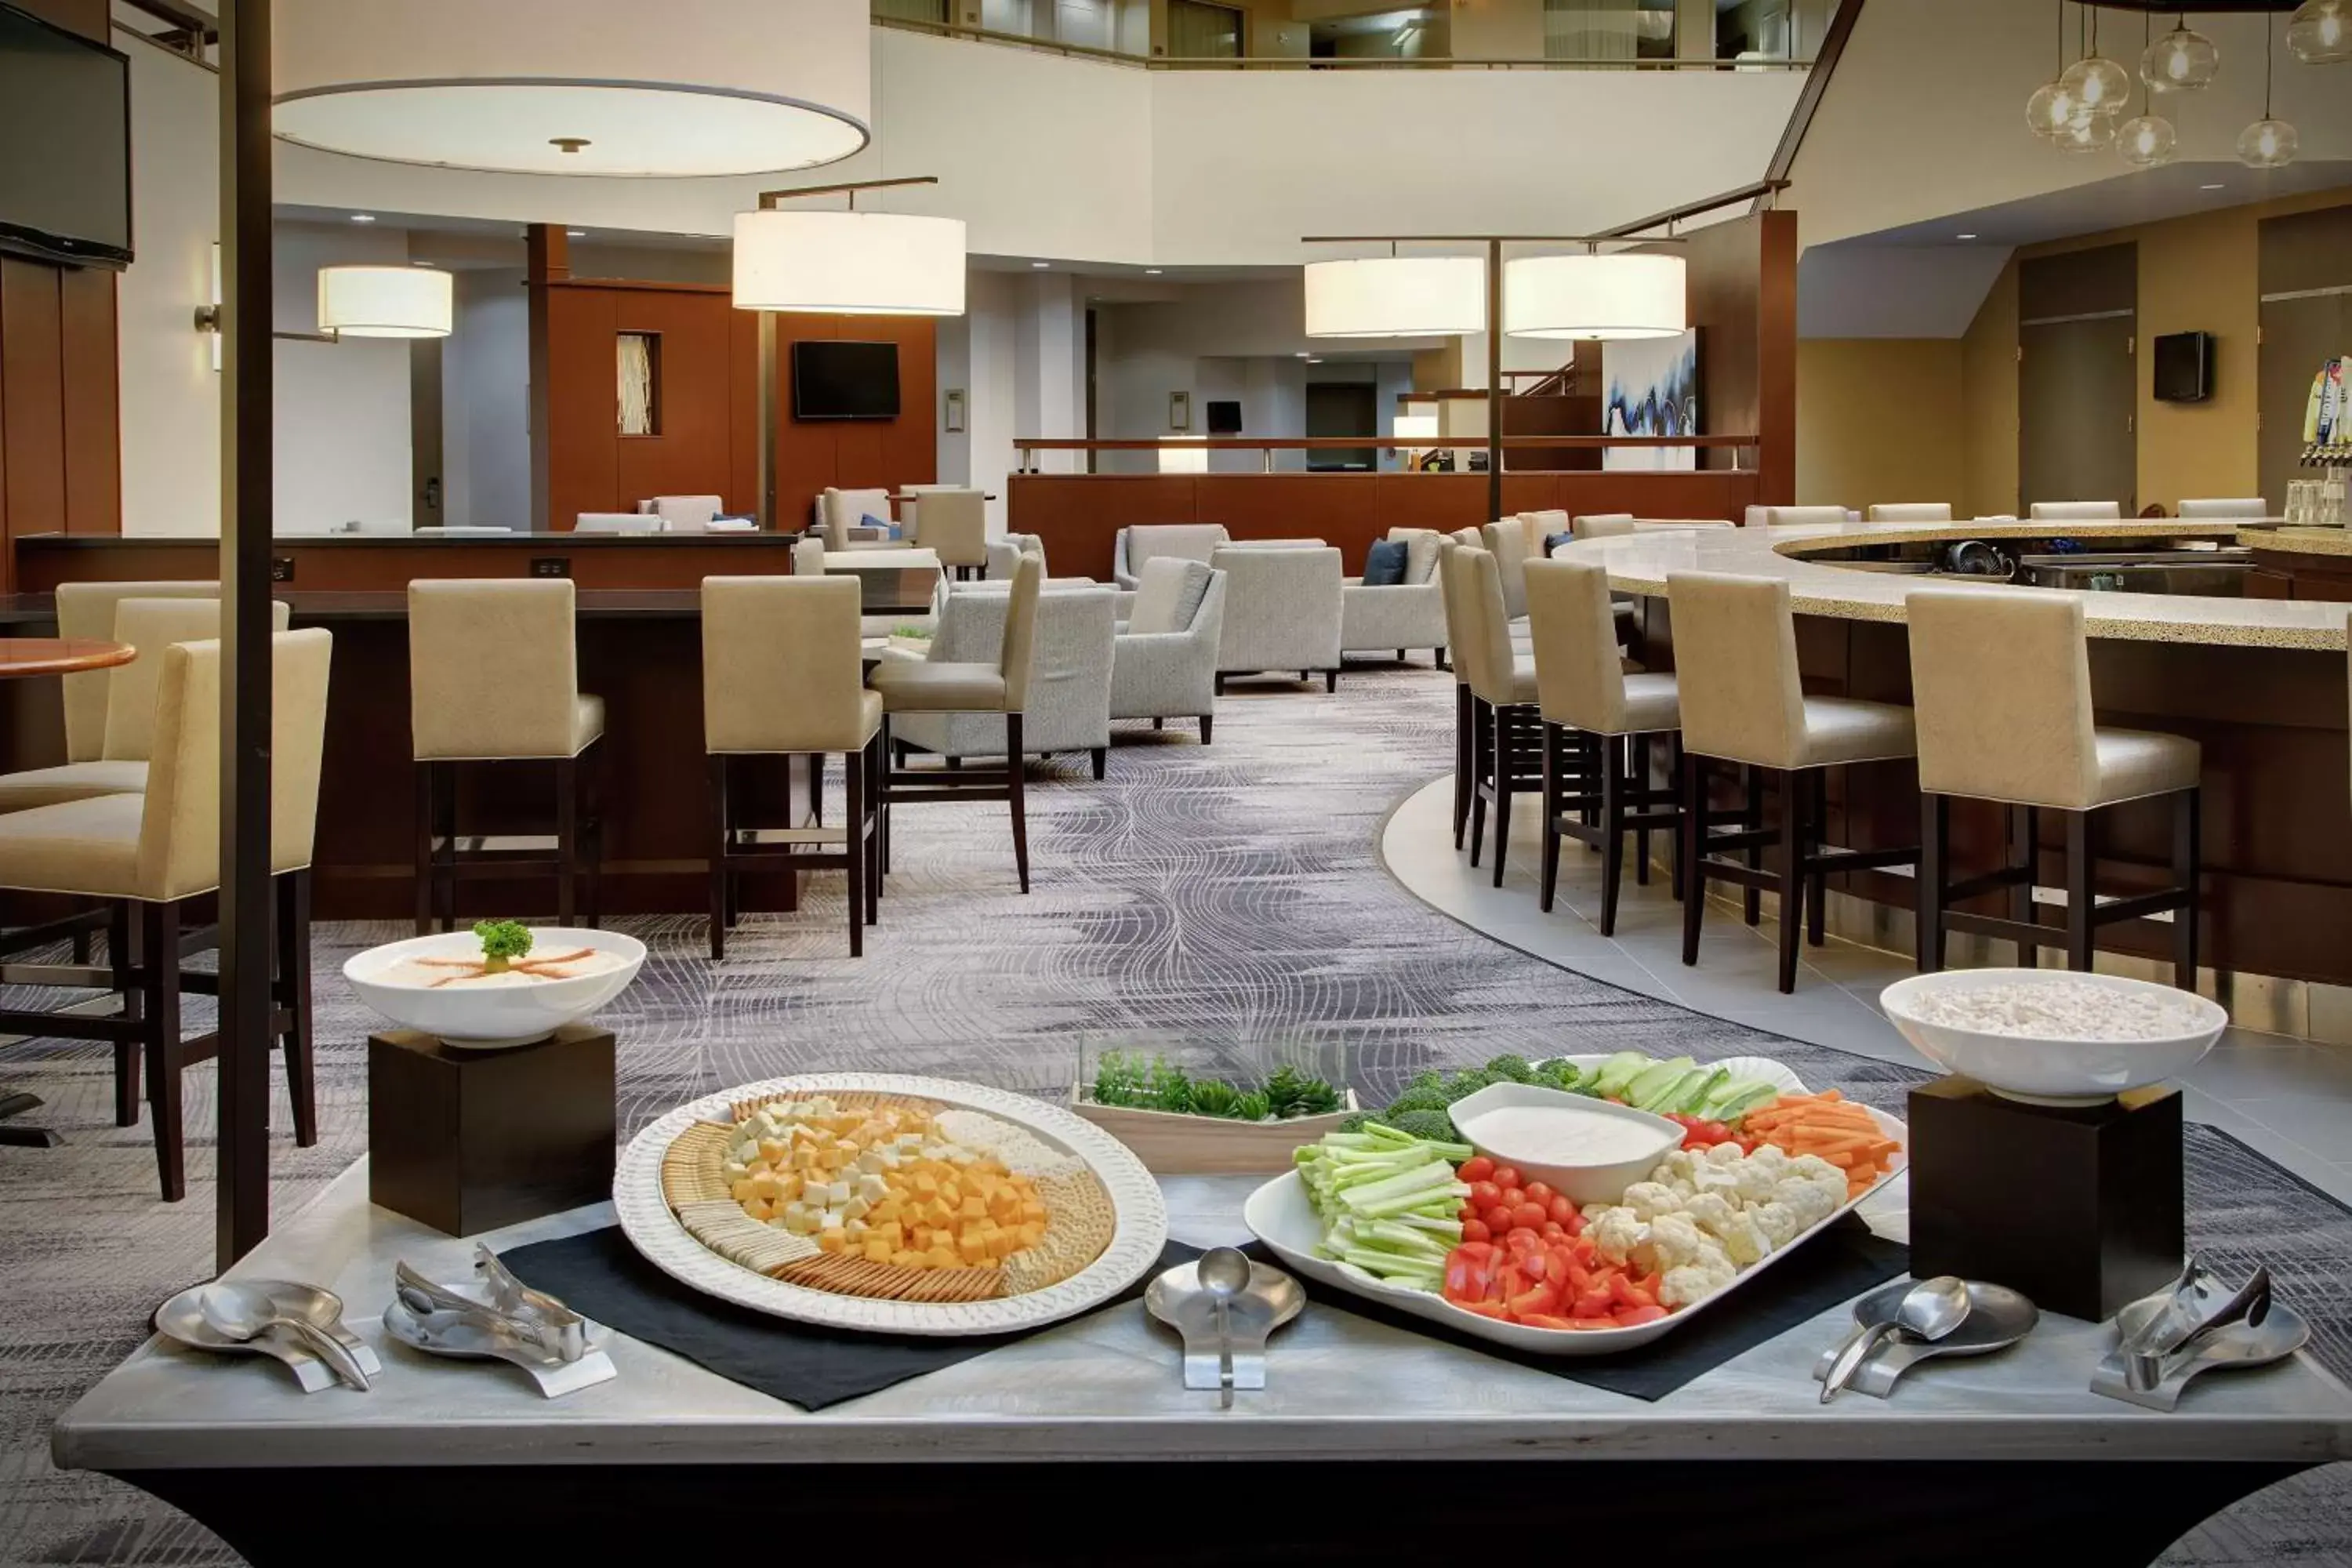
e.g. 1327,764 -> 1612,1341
2027,1 -> 2349,171
1302,249 -> 1686,343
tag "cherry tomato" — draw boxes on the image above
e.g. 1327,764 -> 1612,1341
1540,1221 -> 1565,1240
1461,1218 -> 1491,1244
1468,1181 -> 1503,1210
1548,1195 -> 1577,1225
1512,1201 -> 1548,1232
1483,1205 -> 1516,1234
1457,1156 -> 1495,1184
1612,1304 -> 1668,1327
1499,1187 -> 1527,1210
1523,1181 -> 1556,1207
1518,1313 -> 1578,1331
1490,1167 -> 1523,1190
1570,1289 -> 1615,1319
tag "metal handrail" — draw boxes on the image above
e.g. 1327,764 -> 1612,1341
871,15 -> 1814,71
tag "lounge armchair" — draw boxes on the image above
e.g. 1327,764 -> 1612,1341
1341,527 -> 1447,668
1112,524 -> 1229,590
819,487 -> 907,551
887,582 -> 1117,779
1112,560 -> 1225,746
1211,544 -> 1344,692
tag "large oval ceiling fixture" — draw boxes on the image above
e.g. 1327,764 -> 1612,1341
273,0 -> 871,176
1303,257 -> 1486,339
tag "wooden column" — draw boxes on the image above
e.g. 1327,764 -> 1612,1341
526,224 -> 571,533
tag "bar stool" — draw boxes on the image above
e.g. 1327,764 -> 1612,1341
702,576 -> 882,959
1478,521 -> 1531,621
0,630 -> 332,1197
409,579 -> 604,932
1451,546 -> 1552,884
1908,586 -> 2200,984
866,551 -> 1042,893
1668,571 -> 1921,993
1436,537 -> 1475,851
912,488 -> 989,582
1524,558 -> 1681,935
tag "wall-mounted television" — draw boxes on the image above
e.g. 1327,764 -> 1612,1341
2152,332 -> 2212,404
792,340 -> 901,421
1205,399 -> 1243,435
0,3 -> 132,269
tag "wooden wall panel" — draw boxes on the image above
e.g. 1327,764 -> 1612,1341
59,264 -> 119,535
611,289 -> 734,512
545,287 -> 619,533
1,259 -> 69,560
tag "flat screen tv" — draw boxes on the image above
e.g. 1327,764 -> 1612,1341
0,3 -> 132,269
792,340 -> 901,421
2152,331 -> 2212,403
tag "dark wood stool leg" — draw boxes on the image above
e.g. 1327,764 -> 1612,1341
1741,765 -> 1764,926
108,901 -> 140,1126
413,763 -> 435,936
1668,733 -> 1686,902
275,869 -> 317,1147
1805,768 -> 1828,947
1538,724 -> 1562,915
435,762 -> 459,933
707,754 -> 728,961
1452,684 -> 1472,851
1600,735 -> 1628,938
878,715 -> 893,880
2173,787 -> 2200,991
2065,808 -> 2096,972
1490,707 -> 1515,889
1632,734 -> 1653,887
844,746 -> 866,957
810,753 -> 825,826
1680,752 -> 1707,967
1091,747 -> 1107,782
2010,804 -> 2039,967
1776,768 -> 1805,993
865,731 -> 883,926
1007,712 -> 1031,894
1199,714 -> 1213,745
584,742 -> 604,931
1918,792 -> 1947,973
554,757 -> 579,927
1467,699 -> 1490,868
140,898 -> 183,1203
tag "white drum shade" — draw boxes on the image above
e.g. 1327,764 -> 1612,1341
1392,414 -> 1439,442
317,265 -> 453,339
1305,257 -> 1486,339
732,211 -> 967,316
1504,252 -> 1686,341
1159,441 -> 1210,474
273,0 -> 870,176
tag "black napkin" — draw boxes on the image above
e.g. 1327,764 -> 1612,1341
497,1226 -> 1214,1410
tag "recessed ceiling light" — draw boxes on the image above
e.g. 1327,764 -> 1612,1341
1304,358 -> 1323,365
1294,350 -> 1311,358
567,229 -> 586,238
1955,232 -> 1978,240
2200,182 -> 2226,191
350,213 -> 376,223
1145,267 -> 1163,275
1031,261 -> 1050,269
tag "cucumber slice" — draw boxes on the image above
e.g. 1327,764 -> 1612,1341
1626,1056 -> 1694,1109
1706,1080 -> 1784,1124
1676,1065 -> 1732,1116
1589,1051 -> 1652,1098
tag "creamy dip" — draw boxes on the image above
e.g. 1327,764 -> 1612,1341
1460,1105 -> 1676,1167
377,948 -> 628,989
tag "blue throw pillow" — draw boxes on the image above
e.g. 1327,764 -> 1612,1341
1363,538 -> 1410,586
1544,532 -> 1573,556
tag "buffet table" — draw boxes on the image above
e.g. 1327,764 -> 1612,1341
53,1160 -> 2352,1567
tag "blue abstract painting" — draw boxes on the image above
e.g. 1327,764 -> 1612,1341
1600,329 -> 1699,472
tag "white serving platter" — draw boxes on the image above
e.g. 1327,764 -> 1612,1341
614,1073 -> 1170,1338
1243,1054 -> 1906,1356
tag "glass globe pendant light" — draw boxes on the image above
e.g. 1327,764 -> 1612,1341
2059,4 -> 2131,116
2287,0 -> 2352,65
2239,14 -> 2299,168
2141,18 -> 2219,91
2058,107 -> 2118,153
2118,15 -> 2176,168
2026,0 -> 2075,138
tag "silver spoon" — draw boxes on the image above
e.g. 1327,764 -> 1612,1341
1196,1247 -> 1252,1410
1820,1274 -> 1970,1404
200,1281 -> 372,1391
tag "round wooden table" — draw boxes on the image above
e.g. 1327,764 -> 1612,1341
0,637 -> 136,679
0,637 -> 134,1149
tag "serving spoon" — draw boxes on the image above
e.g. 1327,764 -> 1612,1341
1197,1247 -> 1252,1410
1820,1274 -> 1970,1403
200,1281 -> 372,1391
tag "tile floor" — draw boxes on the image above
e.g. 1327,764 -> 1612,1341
1381,775 -> 2352,1207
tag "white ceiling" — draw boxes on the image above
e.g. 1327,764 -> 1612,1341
1849,158 -> 2352,249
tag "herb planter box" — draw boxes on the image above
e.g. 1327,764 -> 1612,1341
1067,1085 -> 1359,1174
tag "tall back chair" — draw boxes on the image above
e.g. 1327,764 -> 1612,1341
103,598 -> 291,764
911,488 -> 987,579
1752,506 -> 1852,527
1665,570 -> 1918,992
822,487 -> 898,550
0,629 -> 332,1198
2176,497 -> 2267,520
1572,514 -> 1636,539
1478,521 -> 1531,620
54,579 -> 220,762
792,536 -> 828,576
702,576 -> 882,958
575,513 -> 660,534
1436,541 -> 1476,850
2029,500 -> 2122,521
1907,586 -> 2200,982
1454,546 -> 1543,880
1517,509 -> 1570,554
1867,503 -> 1953,522
408,579 -> 604,931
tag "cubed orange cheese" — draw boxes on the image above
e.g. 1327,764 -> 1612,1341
956,1232 -> 989,1264
742,1198 -> 772,1221
863,1239 -> 893,1263
960,1195 -> 988,1221
927,1245 -> 960,1269
818,1227 -> 848,1253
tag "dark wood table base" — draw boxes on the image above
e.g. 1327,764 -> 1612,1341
115,1460 -> 2309,1566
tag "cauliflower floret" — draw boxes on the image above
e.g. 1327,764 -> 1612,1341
1773,1161 -> 1846,1229
1690,1160 -> 1748,1201
1729,1148 -> 1789,1204
1679,1192 -> 1773,1266
1649,1149 -> 1701,1196
1617,1181 -> 1686,1221
1702,1140 -> 1747,1167
1644,1211 -> 1733,1276
1659,1256 -> 1737,1308
1750,1200 -> 1804,1249
1585,1205 -> 1648,1265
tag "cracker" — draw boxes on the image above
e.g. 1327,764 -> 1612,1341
729,1091 -> 943,1123
1002,1167 -> 1116,1294
662,1121 -> 735,1209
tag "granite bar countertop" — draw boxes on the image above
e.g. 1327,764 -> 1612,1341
1556,521 -> 2351,652
2245,527 -> 2352,560
14,530 -> 802,549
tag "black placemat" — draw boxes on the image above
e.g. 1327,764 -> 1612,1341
503,1219 -> 1903,1410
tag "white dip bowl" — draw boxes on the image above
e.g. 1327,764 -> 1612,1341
343,927 -> 646,1048
1447,1082 -> 1683,1207
1879,967 -> 2226,1106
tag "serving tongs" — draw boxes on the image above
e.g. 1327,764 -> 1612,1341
2115,1254 -> 2272,1393
391,1246 -> 588,1365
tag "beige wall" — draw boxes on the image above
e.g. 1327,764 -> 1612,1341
1960,258 -> 2018,520
1449,0 -> 1543,59
1795,339 -> 1966,513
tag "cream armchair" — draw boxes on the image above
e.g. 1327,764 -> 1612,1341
1211,544 -> 1344,692
1342,528 -> 1448,669
887,581 -> 1117,779
638,494 -> 724,529
1112,559 -> 1225,746
1112,524 -> 1229,590
819,487 -> 904,551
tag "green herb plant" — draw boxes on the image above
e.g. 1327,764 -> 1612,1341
1087,1052 -> 1347,1124
473,919 -> 533,975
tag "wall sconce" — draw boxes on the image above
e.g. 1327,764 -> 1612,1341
197,246 -> 455,365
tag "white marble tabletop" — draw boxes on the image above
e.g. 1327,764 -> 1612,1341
1555,521 -> 2352,651
51,1160 -> 2352,1472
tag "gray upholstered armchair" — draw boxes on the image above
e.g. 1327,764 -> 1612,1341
1111,559 -> 1225,745
1210,544 -> 1344,692
887,582 -> 1117,779
1341,527 -> 1447,669
1112,524 -> 1229,590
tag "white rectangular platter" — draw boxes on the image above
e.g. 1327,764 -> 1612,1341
1243,1054 -> 1907,1356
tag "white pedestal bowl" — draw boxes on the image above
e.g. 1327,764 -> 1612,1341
343,927 -> 646,1048
1878,967 -> 2226,1105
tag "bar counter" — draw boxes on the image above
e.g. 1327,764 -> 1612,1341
1557,521 -> 2352,992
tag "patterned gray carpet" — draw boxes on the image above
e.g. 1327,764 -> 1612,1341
0,659 -> 2347,1564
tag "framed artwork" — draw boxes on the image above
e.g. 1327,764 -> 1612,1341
944,389 -> 966,434
1599,329 -> 1699,473
1169,390 -> 1192,433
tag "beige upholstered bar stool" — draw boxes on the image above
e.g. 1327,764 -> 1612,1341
1867,503 -> 1953,522
702,576 -> 882,959
1524,558 -> 1682,935
866,552 -> 1043,893
1479,521 -> 1532,621
1451,546 -> 1552,883
912,488 -> 988,581
409,579 -> 604,933
1668,571 -> 1920,993
1436,537 -> 1475,851
0,630 -> 332,1197
1908,586 -> 2200,983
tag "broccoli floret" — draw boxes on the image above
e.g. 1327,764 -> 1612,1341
1438,1069 -> 1497,1103
1485,1054 -> 1537,1084
1402,1070 -> 1446,1097
1386,1109 -> 1462,1145
1382,1087 -> 1454,1116
1336,1112 -> 1374,1134
473,919 -> 533,973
